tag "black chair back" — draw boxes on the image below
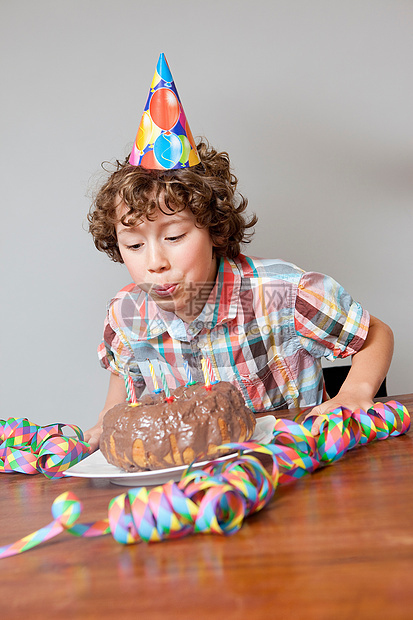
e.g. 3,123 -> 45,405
323,365 -> 387,399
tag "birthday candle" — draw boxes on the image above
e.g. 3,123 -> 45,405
127,375 -> 138,404
205,356 -> 217,384
201,357 -> 211,390
183,360 -> 196,386
123,373 -> 131,402
123,370 -> 138,404
159,368 -> 173,401
148,360 -> 161,393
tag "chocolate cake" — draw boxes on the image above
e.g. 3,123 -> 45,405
99,381 -> 256,472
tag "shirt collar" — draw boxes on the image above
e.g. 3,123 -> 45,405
195,256 -> 241,328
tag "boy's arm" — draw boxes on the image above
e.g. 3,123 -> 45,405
84,373 -> 127,453
307,315 -> 394,435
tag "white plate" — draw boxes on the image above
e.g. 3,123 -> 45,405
64,415 -> 276,486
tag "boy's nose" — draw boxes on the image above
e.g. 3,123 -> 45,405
147,245 -> 170,273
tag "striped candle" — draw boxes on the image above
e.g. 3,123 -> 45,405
201,357 -> 211,390
128,375 -> 138,404
183,360 -> 196,386
159,368 -> 172,400
123,374 -> 131,401
123,372 -> 138,404
204,356 -> 217,384
147,360 -> 161,393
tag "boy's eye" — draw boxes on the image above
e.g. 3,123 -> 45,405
126,243 -> 143,250
166,233 -> 186,242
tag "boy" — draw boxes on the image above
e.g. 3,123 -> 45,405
84,55 -> 393,452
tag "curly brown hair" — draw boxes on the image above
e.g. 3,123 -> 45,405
88,140 -> 257,262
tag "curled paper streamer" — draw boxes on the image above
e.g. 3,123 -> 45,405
0,491 -> 110,558
269,399 -> 411,484
107,449 -> 276,544
0,401 -> 409,558
0,451 -> 276,558
0,418 -> 90,479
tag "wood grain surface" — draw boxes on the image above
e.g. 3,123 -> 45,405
1,394 -> 413,620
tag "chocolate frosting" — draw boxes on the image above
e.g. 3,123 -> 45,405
100,381 -> 256,472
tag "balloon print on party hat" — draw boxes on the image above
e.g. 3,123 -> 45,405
129,53 -> 200,170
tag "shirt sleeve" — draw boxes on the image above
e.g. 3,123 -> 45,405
294,271 -> 370,361
98,305 -> 145,389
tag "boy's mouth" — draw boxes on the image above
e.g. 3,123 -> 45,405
151,283 -> 178,297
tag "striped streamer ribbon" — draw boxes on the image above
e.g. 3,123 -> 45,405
0,418 -> 90,479
0,400 -> 409,558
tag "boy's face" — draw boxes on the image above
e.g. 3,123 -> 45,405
116,202 -> 218,322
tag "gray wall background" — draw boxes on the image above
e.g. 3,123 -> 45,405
1,0 -> 412,428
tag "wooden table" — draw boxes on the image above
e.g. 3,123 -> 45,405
1,395 -> 413,620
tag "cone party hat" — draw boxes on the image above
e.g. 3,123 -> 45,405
129,53 -> 200,170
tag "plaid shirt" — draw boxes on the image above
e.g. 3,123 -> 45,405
98,255 -> 370,411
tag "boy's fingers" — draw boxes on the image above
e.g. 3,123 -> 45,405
91,438 -> 100,453
309,417 -> 324,436
85,435 -> 99,453
304,406 -> 323,436
310,421 -> 320,436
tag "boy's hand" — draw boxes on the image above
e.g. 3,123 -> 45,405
304,389 -> 374,436
305,315 -> 393,436
83,423 -> 103,453
83,374 -> 128,453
